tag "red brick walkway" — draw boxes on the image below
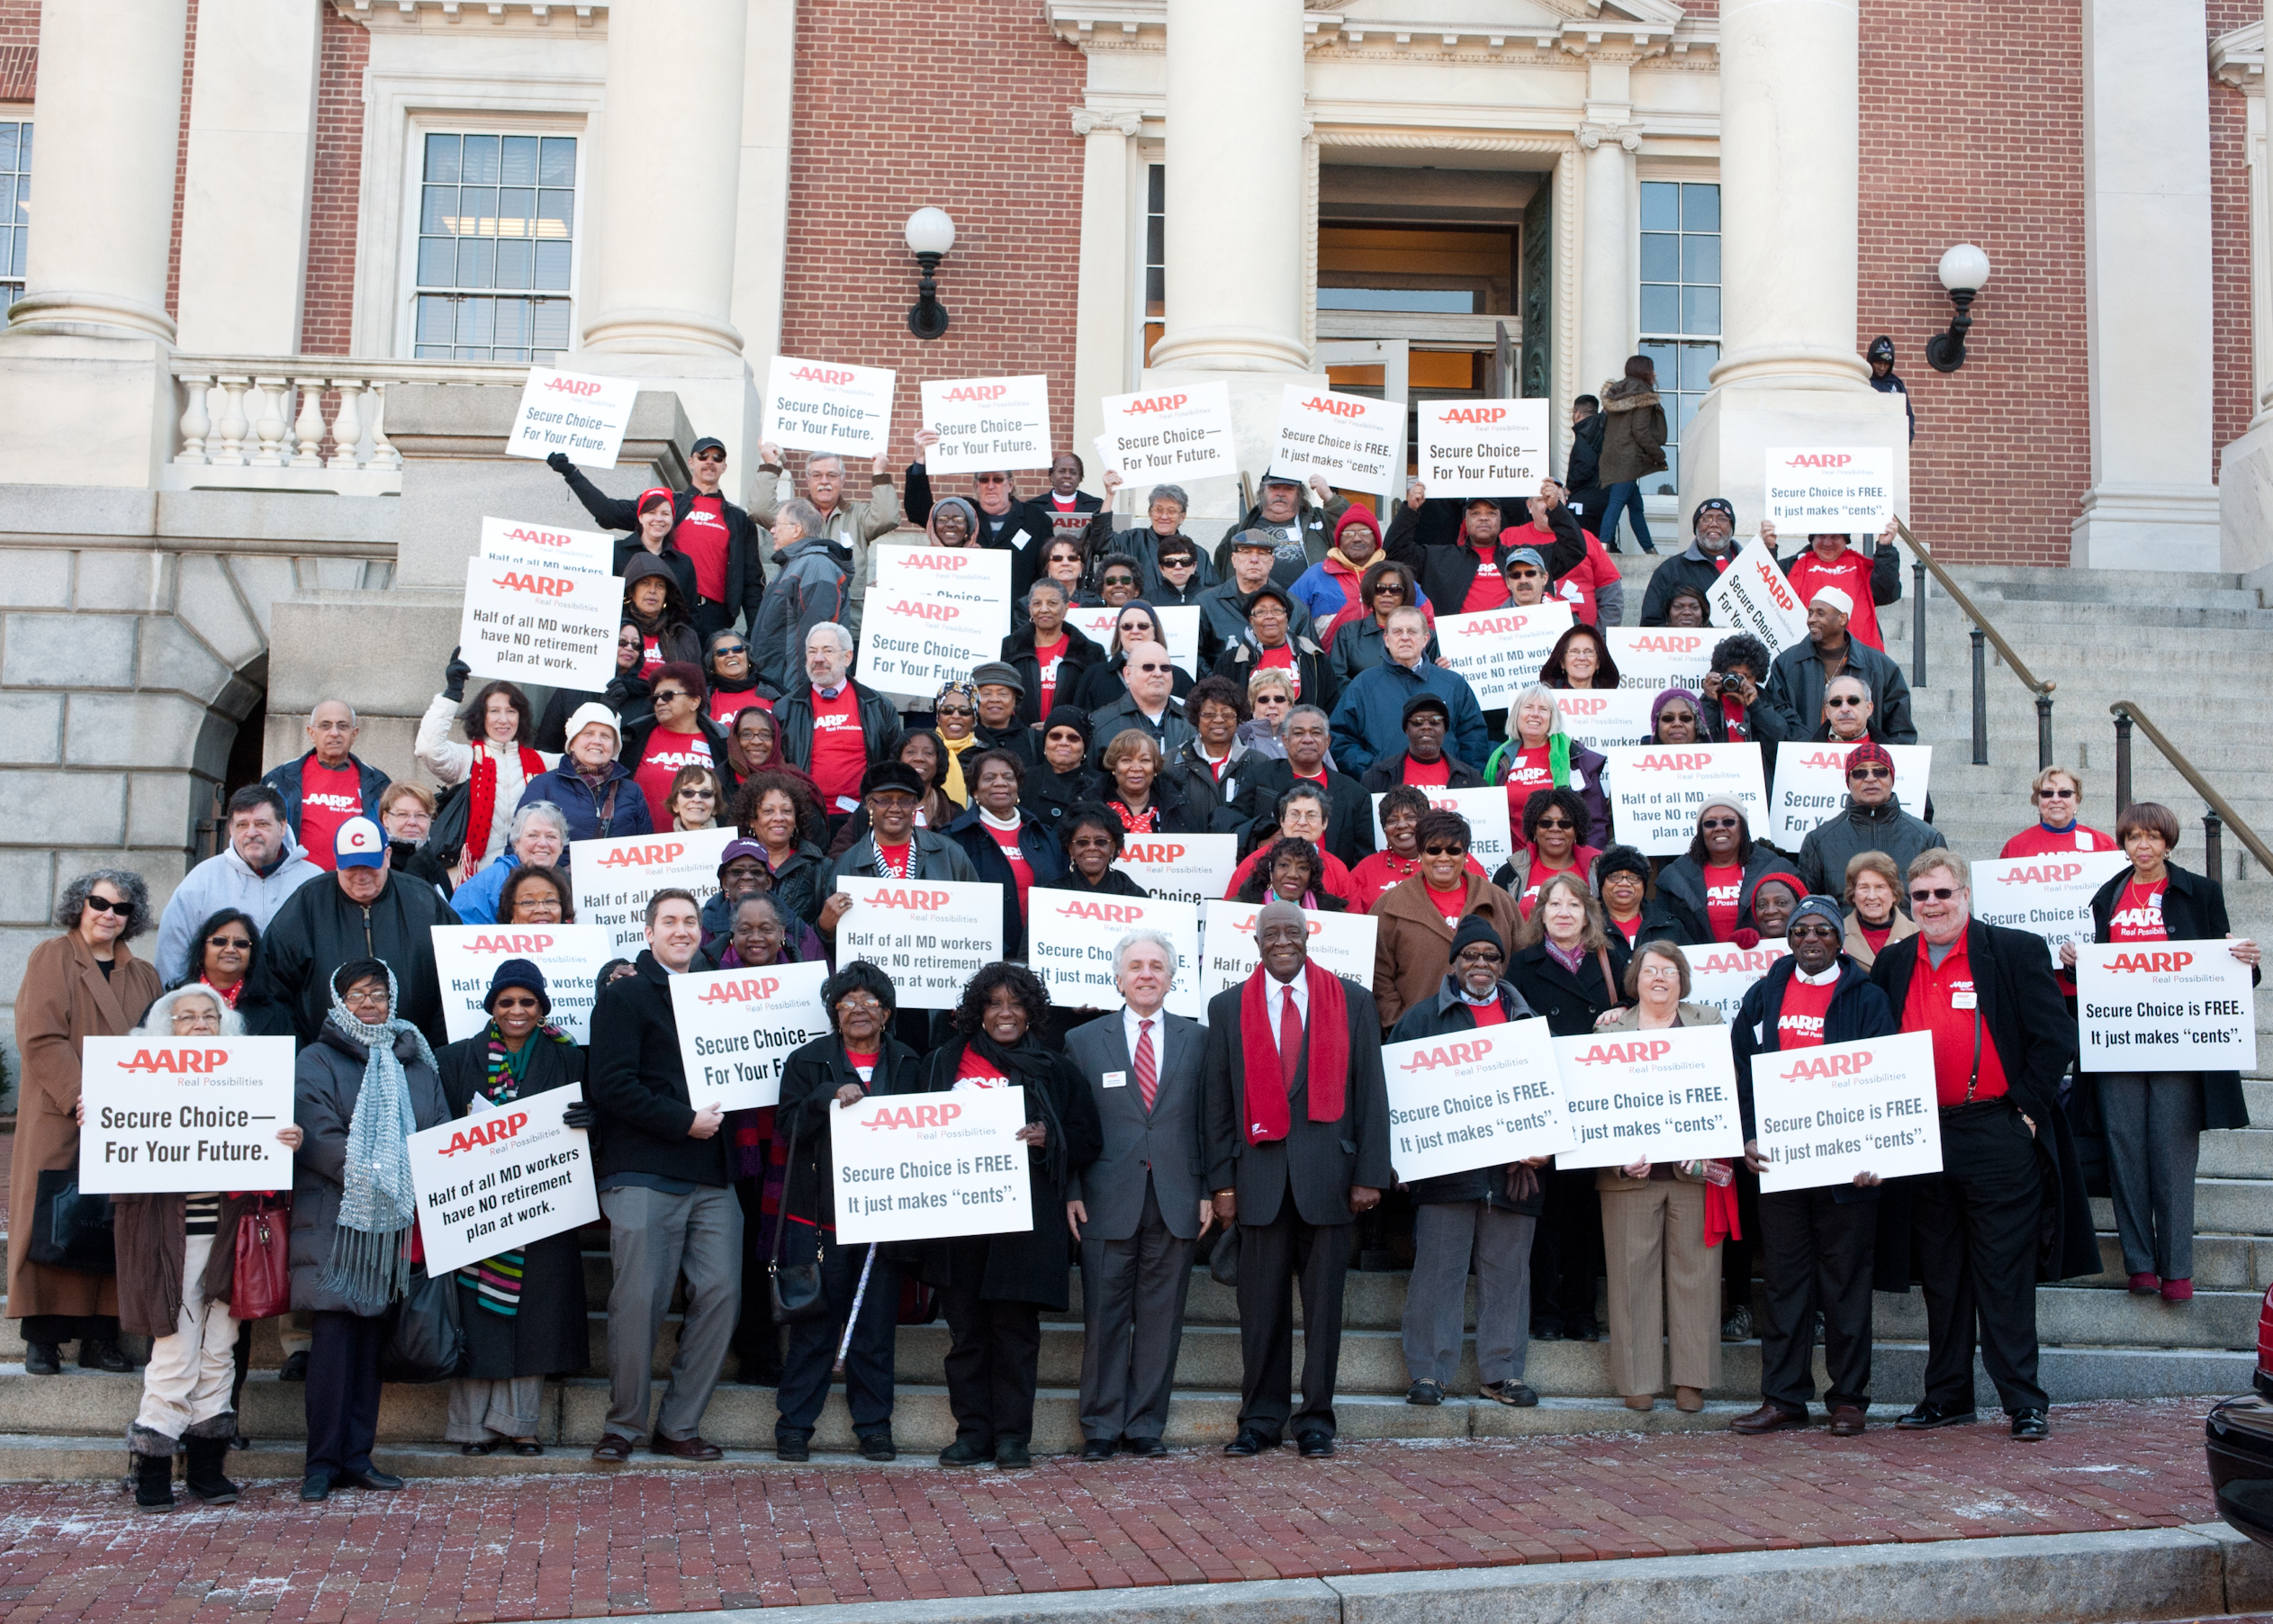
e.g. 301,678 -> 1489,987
0,1398 -> 2225,1623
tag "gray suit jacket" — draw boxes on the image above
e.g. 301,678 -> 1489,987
1066,1009 -> 1207,1241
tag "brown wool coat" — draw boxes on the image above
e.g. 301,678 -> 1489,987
1368,871 -> 1525,1030
113,1193 -> 265,1338
6,932 -> 161,1319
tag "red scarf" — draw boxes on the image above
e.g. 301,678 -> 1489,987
1704,1173 -> 1743,1246
1237,960 -> 1348,1145
465,745 -> 546,862
1110,800 -> 1159,834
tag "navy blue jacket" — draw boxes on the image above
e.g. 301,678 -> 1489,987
1731,956 -> 1898,1201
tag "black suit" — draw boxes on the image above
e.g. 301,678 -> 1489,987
1202,971 -> 1392,1440
1231,759 -> 1373,869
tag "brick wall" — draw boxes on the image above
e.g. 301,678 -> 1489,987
776,0 -> 1087,505
162,0 -> 196,320
300,4 -> 367,355
0,0 -> 34,101
1857,0 -> 2088,568
2210,0 -> 2258,457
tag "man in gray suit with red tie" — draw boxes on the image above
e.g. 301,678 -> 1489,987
1066,928 -> 1212,1461
1203,898 -> 1393,1459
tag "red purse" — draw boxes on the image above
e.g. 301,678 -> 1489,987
231,1199 -> 291,1321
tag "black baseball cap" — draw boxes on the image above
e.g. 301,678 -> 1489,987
690,437 -> 727,459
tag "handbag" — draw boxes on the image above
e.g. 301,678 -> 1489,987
378,1263 -> 465,1383
769,1116 -> 830,1323
420,779 -> 472,868
26,1168 -> 114,1273
230,1199 -> 291,1321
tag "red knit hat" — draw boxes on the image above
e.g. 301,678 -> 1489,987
1334,507 -> 1382,546
1845,739 -> 1895,780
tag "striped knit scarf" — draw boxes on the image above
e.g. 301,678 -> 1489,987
455,1018 -> 573,1317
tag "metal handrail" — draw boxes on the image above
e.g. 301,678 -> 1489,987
1892,518 -> 2055,769
2111,699 -> 2273,880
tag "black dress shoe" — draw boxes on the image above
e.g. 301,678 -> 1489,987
23,1341 -> 60,1376
775,1434 -> 810,1463
938,1439 -> 989,1466
1530,1322 -> 1564,1342
82,1340 -> 134,1373
1296,1430 -> 1333,1458
460,1439 -> 500,1456
1080,1439 -> 1117,1462
1896,1402 -> 1978,1430
860,1433 -> 897,1462
336,1468 -> 405,1491
2009,1409 -> 2050,1442
299,1472 -> 331,1502
1223,1429 -> 1278,1457
1123,1437 -> 1168,1457
994,1438 -> 1032,1470
279,1351 -> 309,1383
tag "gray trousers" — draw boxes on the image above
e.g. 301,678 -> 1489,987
1078,1180 -> 1196,1443
1401,1202 -> 1536,1388
600,1183 -> 744,1444
2099,1072 -> 2205,1280
447,1375 -> 545,1443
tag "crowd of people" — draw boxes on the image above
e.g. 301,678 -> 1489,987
8,356 -> 2255,1509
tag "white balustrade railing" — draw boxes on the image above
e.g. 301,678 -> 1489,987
165,356 -> 531,493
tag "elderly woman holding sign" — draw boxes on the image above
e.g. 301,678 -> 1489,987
2065,801 -> 2260,1304
436,961 -> 594,1457
1591,942 -> 1727,1413
112,985 -> 302,1512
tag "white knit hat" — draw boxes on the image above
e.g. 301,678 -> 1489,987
564,701 -> 620,751
1809,584 -> 1854,617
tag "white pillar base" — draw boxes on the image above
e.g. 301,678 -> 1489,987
2070,481 -> 2222,572
1676,381 -> 1908,539
1139,366 -> 1330,531
0,331 -> 175,488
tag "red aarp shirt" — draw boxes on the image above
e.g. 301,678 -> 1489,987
298,760 -> 365,871
674,495 -> 732,602
1785,546 -> 1881,649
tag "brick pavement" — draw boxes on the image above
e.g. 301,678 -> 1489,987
0,1398 -> 2226,1623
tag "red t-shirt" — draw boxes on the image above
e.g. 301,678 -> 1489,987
2109,879 -> 2168,942
635,727 -> 712,821
1461,548 -> 1511,614
1999,822 -> 2119,859
298,759 -> 365,871
1466,998 -> 1508,1027
674,495 -> 732,603
1033,633 -> 1067,717
807,687 -> 868,812
1423,882 -> 1466,929
987,821 -> 1036,918
1403,753 -> 1452,787
875,840 -> 914,879
1502,745 -> 1554,819
1776,975 -> 1837,1048
953,1047 -> 1013,1090
1785,548 -> 1881,651
1703,862 -> 1745,942
1257,642 -> 1298,699
1903,936 -> 2009,1105
845,1048 -> 879,1085
640,636 -> 665,678
708,689 -> 769,727
1861,923 -> 1892,954
1610,912 -> 1642,945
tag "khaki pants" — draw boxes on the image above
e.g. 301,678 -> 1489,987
132,1233 -> 236,1448
1601,1181 -> 1722,1397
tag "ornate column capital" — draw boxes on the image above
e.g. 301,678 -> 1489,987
1576,121 -> 1645,153
1071,108 -> 1144,138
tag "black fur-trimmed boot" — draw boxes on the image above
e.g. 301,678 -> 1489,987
184,1420 -> 240,1504
130,1430 -> 176,1513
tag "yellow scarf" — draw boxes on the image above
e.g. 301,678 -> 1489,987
940,733 -> 980,805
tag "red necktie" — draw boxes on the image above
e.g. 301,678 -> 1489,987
1279,985 -> 1303,1089
1135,1018 -> 1158,1114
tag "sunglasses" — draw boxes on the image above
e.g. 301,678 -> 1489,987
692,450 -> 725,463
493,992 -> 543,1008
713,643 -> 748,658
1533,817 -> 1574,831
1909,886 -> 1960,902
1104,575 -> 1137,588
653,690 -> 691,704
1421,844 -> 1468,856
1827,696 -> 1868,708
679,789 -> 717,800
1132,662 -> 1173,673
1160,555 -> 1197,569
1373,583 -> 1406,596
1700,817 -> 1740,831
2037,787 -> 2076,798
934,704 -> 975,717
83,896 -> 134,916
1848,765 -> 1890,780
205,934 -> 253,950
975,474 -> 1009,484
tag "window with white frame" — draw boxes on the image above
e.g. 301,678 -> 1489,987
0,119 -> 28,324
413,131 -> 576,362
1636,179 -> 1719,498
1141,161 -> 1164,366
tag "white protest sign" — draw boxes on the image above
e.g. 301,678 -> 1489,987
833,1087 -> 1034,1244
1753,1031 -> 1942,1194
762,355 -> 897,458
1195,899 -> 1378,1008
569,827 -> 739,955
1096,382 -> 1237,482
1114,833 -> 1240,906
859,545 -> 1014,699
1552,690 -> 1658,754
1370,785 -> 1514,872
1433,602 -> 1572,708
1551,1025 -> 1745,1168
432,924 -> 615,1045
1600,744 -> 1770,857
1972,850 -> 2133,967
1026,891 -> 1204,1020
1686,942 -> 1791,1024
1763,447 -> 1896,532
505,367 -> 638,468
1069,604 -> 1203,677
1268,385 -> 1403,500
479,514 -> 612,577
1415,397 -> 1551,498
458,555 -> 619,690
669,960 -> 833,1112
919,374 -> 1052,474
78,1036 -> 296,1195
1606,627 -> 1714,694
408,1087 -> 600,1276
1385,1016 -> 1571,1182
1768,743 -> 1934,847
833,876 -> 1003,1010
2077,941 -> 2258,1070
1706,546 -> 1808,656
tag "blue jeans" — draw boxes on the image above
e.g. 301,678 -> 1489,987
1596,481 -> 1655,552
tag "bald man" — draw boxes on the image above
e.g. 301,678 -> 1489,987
258,699 -> 392,873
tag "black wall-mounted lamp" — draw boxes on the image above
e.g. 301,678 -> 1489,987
1925,242 -> 1991,373
905,207 -> 957,340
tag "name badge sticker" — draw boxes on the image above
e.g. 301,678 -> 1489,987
1103,1070 -> 1128,1089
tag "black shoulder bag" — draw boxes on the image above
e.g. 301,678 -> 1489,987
769,1109 -> 829,1322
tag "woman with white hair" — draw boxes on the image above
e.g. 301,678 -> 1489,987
1484,684 -> 1611,849
448,800 -> 572,925
113,984 -> 303,1510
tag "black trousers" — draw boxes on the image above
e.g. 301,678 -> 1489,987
1236,1204 -> 1353,1440
304,1309 -> 387,1481
776,1231 -> 898,1441
20,1313 -> 119,1348
1758,1189 -> 1878,1414
1722,1164 -> 1763,1317
691,599 -> 735,639
940,1280 -> 1042,1448
1533,1168 -> 1603,1332
732,1177 -> 782,1382
1914,1103 -> 2048,1414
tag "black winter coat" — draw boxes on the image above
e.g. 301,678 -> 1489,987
620,708 -> 738,799
1766,636 -> 1917,745
1231,759 -> 1373,868
290,1024 -> 451,1314
587,950 -> 731,1188
257,872 -> 461,1051
774,1033 -> 923,1241
1386,979 -> 1547,1213
772,681 -> 904,796
559,460 -> 766,627
1509,940 -> 1626,1037
1603,899 -> 1691,987
1382,508 -> 1514,616
1001,622 -> 1106,727
1640,546 -> 1746,627
1655,847 -> 1802,945
2086,862 -> 2256,1130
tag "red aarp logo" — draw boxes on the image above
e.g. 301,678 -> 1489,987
1570,1040 -> 1673,1066
1300,395 -> 1364,419
1439,407 -> 1507,426
2005,862 -> 2084,885
544,376 -> 603,398
1696,949 -> 1786,976
1400,1039 -> 1493,1071
1121,842 -> 1186,864
885,600 -> 961,621
470,934 -> 554,954
596,842 -> 685,869
941,384 -> 1006,403
1783,452 -> 1853,469
902,552 -> 970,572
492,571 -> 575,598
2106,952 -> 2196,973
861,888 -> 952,912
1625,634 -> 1702,655
1054,899 -> 1146,924
1777,1051 -> 1871,1082
790,365 -> 853,387
1637,751 -> 1713,771
1126,393 -> 1188,414
863,1101 -> 962,1131
119,1048 -> 231,1074
503,526 -> 574,549
1233,913 -> 1322,935
699,977 -> 782,1005
437,1112 -> 530,1156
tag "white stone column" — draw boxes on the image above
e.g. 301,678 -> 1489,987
5,0 -> 187,339
2072,0 -> 2217,569
1678,0 -> 1905,535
174,0 -> 323,356
1576,117 -> 1640,407
1070,110 -> 1140,499
729,0 -> 798,373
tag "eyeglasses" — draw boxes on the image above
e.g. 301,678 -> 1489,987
679,788 -> 717,801
652,690 -> 690,704
1700,817 -> 1740,831
713,643 -> 748,658
974,474 -> 1009,484
1848,765 -> 1890,781
1132,662 -> 1172,673
82,896 -> 134,916
1638,964 -> 1682,979
1421,844 -> 1467,856
341,986 -> 390,1008
205,934 -> 253,950
2037,786 -> 2076,798
1909,886 -> 1960,903
1533,817 -> 1574,831
492,993 -> 543,1009
1827,696 -> 1868,708
836,991 -> 886,1010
